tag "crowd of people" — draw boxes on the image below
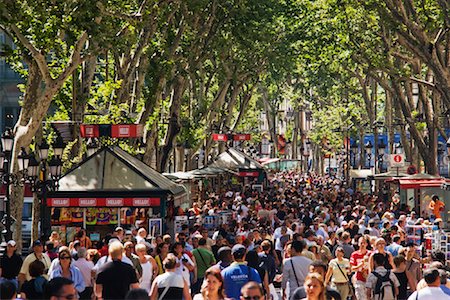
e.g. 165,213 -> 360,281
0,171 -> 450,300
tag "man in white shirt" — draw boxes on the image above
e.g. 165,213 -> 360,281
408,268 -> 449,300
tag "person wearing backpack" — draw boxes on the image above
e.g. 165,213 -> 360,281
365,253 -> 399,300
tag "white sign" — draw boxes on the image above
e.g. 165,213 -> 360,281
390,154 -> 406,167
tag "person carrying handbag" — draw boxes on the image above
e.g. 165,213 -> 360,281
325,247 -> 351,300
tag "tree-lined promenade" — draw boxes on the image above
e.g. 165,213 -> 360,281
0,0 -> 448,247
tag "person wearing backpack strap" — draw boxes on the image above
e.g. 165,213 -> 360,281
366,253 -> 399,300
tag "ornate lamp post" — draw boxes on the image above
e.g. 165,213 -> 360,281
446,138 -> 450,178
365,141 -> 373,168
377,140 -> 386,173
350,141 -> 358,168
27,138 -> 64,240
0,129 -> 31,241
394,141 -> 404,154
438,143 -> 445,175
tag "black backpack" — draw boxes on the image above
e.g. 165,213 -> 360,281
373,270 -> 395,300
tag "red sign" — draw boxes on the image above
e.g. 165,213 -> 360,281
111,124 -> 144,138
106,198 -> 124,206
80,125 -> 99,138
79,198 -> 97,207
50,198 -> 70,207
393,155 -> 402,163
48,197 -> 160,207
239,171 -> 260,177
212,134 -> 228,141
80,124 -> 144,138
233,134 -> 251,141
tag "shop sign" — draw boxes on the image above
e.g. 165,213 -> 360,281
50,198 -> 70,207
212,134 -> 228,141
233,134 -> 251,141
239,171 -> 259,177
133,198 -> 151,206
79,198 -> 97,206
106,198 -> 124,206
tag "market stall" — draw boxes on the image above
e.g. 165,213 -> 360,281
47,146 -> 187,244
396,173 -> 450,226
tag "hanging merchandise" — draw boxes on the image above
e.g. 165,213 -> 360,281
59,208 -> 73,224
71,208 -> 84,223
85,208 -> 97,225
96,209 -> 110,225
108,208 -> 118,225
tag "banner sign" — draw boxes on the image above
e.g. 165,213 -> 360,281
48,197 -> 160,207
239,171 -> 260,177
80,124 -> 144,138
212,133 -> 251,141
233,134 -> 251,141
212,134 -> 228,141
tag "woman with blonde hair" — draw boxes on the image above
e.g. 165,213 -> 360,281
193,267 -> 226,300
303,272 -> 326,300
135,243 -> 157,293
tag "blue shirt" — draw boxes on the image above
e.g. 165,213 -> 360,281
386,243 -> 402,257
50,265 -> 85,293
221,262 -> 262,300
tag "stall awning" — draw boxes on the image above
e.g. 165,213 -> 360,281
398,178 -> 446,189
350,169 -> 373,179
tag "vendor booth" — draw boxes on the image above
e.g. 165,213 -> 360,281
46,146 -> 187,244
165,148 -> 267,200
395,173 -> 450,227
208,148 -> 266,187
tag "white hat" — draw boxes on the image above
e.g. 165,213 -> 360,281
7,240 -> 16,247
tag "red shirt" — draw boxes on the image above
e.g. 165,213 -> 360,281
350,250 -> 371,282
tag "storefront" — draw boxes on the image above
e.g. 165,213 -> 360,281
47,146 -> 187,244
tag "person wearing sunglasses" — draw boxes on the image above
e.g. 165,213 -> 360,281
49,248 -> 85,296
240,281 -> 264,300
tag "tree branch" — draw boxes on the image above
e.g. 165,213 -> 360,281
7,24 -> 51,84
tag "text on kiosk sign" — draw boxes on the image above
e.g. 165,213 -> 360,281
48,197 -> 161,207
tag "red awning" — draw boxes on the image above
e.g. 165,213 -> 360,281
398,179 -> 446,189
47,197 -> 161,207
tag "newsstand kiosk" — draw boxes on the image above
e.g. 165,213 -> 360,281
46,146 -> 187,245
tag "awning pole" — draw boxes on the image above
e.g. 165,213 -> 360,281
118,208 -> 121,228
83,208 -> 86,229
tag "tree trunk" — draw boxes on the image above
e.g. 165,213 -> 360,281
158,75 -> 186,171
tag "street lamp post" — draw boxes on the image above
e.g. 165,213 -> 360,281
0,129 -> 31,241
438,143 -> 445,175
27,138 -> 64,241
350,141 -> 358,168
365,141 -> 373,168
377,140 -> 386,173
446,138 -> 450,178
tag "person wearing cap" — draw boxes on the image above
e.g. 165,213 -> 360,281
113,227 -> 124,242
215,247 -> 233,271
0,240 -> 22,290
19,240 -> 51,285
221,244 -> 261,300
